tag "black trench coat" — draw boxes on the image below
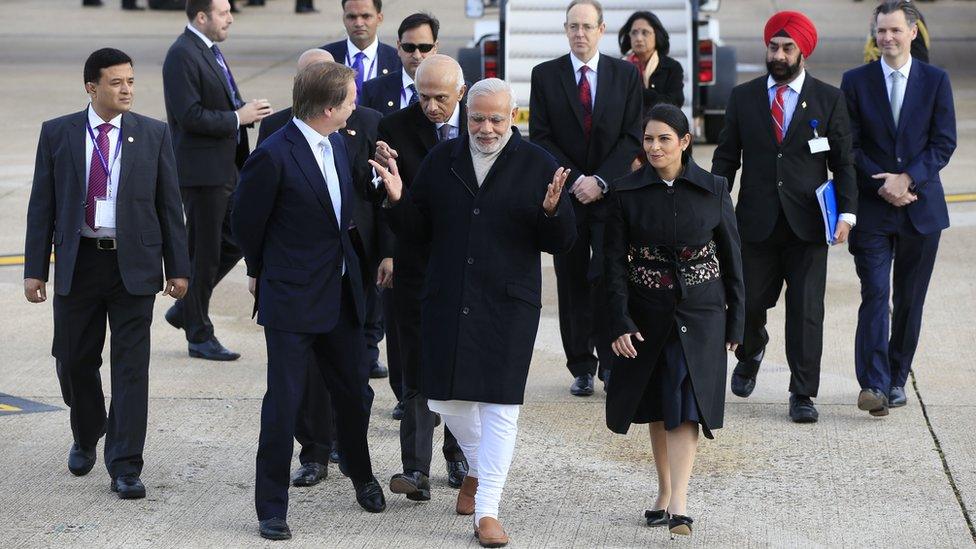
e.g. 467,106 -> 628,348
604,159 -> 744,436
388,128 -> 577,404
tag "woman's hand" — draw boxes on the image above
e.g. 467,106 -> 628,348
612,332 -> 644,359
726,341 -> 739,352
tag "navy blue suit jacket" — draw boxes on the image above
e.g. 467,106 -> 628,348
841,60 -> 956,234
232,120 -> 366,334
321,39 -> 402,83
360,69 -> 404,115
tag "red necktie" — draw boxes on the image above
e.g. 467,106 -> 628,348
86,123 -> 113,230
771,84 -> 788,144
578,66 -> 593,140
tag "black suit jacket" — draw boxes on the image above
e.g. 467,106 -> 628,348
711,74 -> 857,243
360,69 -> 405,116
256,106 -> 392,273
162,28 -> 250,188
321,39 -> 402,83
376,101 -> 467,281
25,110 -> 190,296
529,53 -> 642,226
641,55 -> 685,111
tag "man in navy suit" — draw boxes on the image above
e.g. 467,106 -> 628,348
361,12 -> 440,116
841,0 -> 955,417
232,62 -> 386,541
322,0 -> 401,104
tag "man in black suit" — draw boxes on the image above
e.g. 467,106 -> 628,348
373,54 -> 470,503
25,48 -> 190,499
255,48 -> 394,488
233,62 -> 386,541
83,0 -> 146,10
162,0 -> 273,361
711,11 -> 857,423
322,0 -> 402,104
361,12 -> 440,116
529,0 -> 642,397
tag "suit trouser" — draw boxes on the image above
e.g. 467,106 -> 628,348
734,214 -> 828,398
363,284 -> 384,367
850,212 -> 940,392
553,221 -> 612,377
255,279 -> 375,520
177,181 -> 243,343
383,288 -> 403,400
395,278 -> 465,475
52,240 -> 155,478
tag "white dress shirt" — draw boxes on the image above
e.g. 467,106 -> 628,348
435,104 -> 462,139
186,23 -> 241,127
400,70 -> 417,109
569,49 -> 600,107
292,118 -> 346,273
83,105 -> 122,238
345,37 -> 380,82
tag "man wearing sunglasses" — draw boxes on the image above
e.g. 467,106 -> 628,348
361,12 -> 440,116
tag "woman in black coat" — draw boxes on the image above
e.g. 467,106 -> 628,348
618,11 -> 685,112
604,104 -> 744,537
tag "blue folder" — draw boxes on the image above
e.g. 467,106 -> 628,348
816,179 -> 838,244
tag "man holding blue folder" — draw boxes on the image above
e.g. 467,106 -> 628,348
712,11 -> 857,423
841,1 -> 955,417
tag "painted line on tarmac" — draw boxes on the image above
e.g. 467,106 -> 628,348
947,193 -> 976,204
0,394 -> 61,416
0,254 -> 53,267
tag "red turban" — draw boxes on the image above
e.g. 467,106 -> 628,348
764,11 -> 818,58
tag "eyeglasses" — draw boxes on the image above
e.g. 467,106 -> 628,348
400,43 -> 435,53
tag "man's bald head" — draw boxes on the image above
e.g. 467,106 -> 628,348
413,55 -> 466,125
297,48 -> 335,72
415,54 -> 464,92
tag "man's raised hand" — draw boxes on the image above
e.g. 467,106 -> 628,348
543,167 -> 571,216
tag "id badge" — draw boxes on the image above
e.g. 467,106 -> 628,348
94,197 -> 117,229
808,137 -> 830,154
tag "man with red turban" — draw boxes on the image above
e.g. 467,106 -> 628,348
712,11 -> 858,423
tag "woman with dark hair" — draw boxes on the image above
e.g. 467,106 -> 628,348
618,11 -> 685,111
604,104 -> 744,537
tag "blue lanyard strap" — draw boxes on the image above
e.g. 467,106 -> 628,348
345,50 -> 378,81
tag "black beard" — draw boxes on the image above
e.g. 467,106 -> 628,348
767,58 -> 801,82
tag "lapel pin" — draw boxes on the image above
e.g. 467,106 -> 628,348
382,69 -> 389,74
127,136 -> 134,142
809,119 -> 820,138
347,129 -> 357,136
801,101 -> 807,109
387,101 -> 394,107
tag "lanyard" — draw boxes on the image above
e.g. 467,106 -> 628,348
86,121 -> 122,198
346,50 -> 378,81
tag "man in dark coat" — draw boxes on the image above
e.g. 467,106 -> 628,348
372,77 -> 576,549
322,0 -> 402,103
711,11 -> 857,424
360,12 -> 440,116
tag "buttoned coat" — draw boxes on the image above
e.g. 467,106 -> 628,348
388,129 -> 576,404
604,160 -> 744,436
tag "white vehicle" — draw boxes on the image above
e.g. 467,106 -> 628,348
459,0 -> 736,142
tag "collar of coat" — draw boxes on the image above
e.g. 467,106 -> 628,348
614,158 -> 718,194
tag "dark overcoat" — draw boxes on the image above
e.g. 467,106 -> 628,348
388,128 -> 577,404
604,160 -> 744,436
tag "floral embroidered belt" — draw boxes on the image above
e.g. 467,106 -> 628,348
627,241 -> 721,294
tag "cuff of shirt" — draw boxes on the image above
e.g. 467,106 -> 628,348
371,170 -> 382,188
839,213 -> 857,227
235,112 -> 241,128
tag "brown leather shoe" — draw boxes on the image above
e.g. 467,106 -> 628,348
476,517 -> 509,548
456,475 -> 477,515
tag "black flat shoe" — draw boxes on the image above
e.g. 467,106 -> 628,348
889,386 -> 907,408
354,479 -> 387,512
68,443 -> 96,476
389,471 -> 431,501
291,462 -> 327,487
570,374 -> 594,396
111,475 -> 146,499
258,517 -> 291,540
789,394 -> 819,423
446,459 -> 468,489
164,304 -> 183,330
668,514 -> 693,536
369,361 -> 389,379
644,508 -> 669,527
391,401 -> 404,420
188,337 -> 240,361
858,388 -> 889,417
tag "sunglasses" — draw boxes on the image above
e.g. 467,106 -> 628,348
400,42 -> 435,53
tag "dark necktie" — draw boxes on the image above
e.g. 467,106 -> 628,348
352,52 -> 366,98
438,124 -> 454,142
211,44 -> 244,108
407,83 -> 419,105
86,123 -> 112,230
771,84 -> 788,144
578,66 -> 593,140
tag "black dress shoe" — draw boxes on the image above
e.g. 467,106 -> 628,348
164,304 -> 183,330
730,353 -> 762,397
570,374 -> 594,396
858,388 -> 889,416
391,401 -> 404,420
111,475 -> 146,499
68,443 -> 96,476
354,479 -> 387,512
789,394 -> 819,423
188,337 -> 240,361
446,459 -> 468,489
389,471 -> 431,501
644,508 -> 670,527
329,448 -> 341,464
258,517 -> 291,540
889,386 -> 907,408
121,3 -> 146,9
295,5 -> 319,12
83,0 -> 104,5
668,514 -> 693,536
291,462 -> 327,487
369,361 -> 389,379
